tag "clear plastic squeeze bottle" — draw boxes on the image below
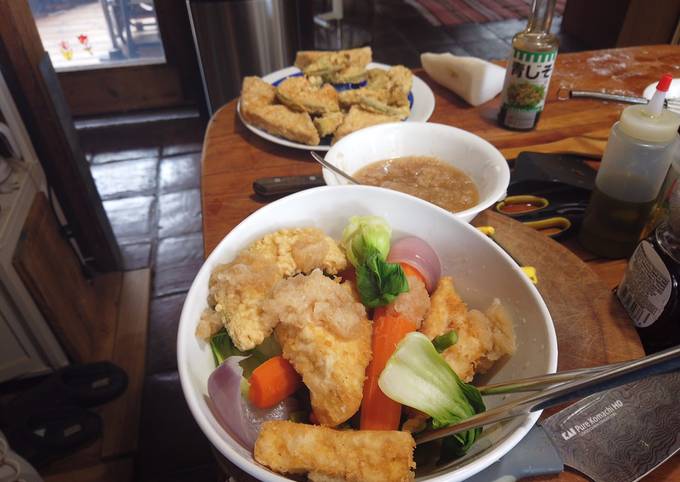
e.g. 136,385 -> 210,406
578,74 -> 680,258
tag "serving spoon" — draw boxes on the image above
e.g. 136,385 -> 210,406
309,151 -> 360,185
415,343 -> 680,444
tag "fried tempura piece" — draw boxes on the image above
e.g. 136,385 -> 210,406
197,228 -> 347,350
264,270 -> 371,426
333,106 -> 401,144
314,112 -> 345,137
254,421 -> 415,482
420,277 -> 516,382
240,76 -> 277,127
358,96 -> 410,119
338,88 -> 389,108
296,48 -> 372,84
276,77 -> 340,115
385,65 -> 413,96
244,105 -> 320,146
331,64 -> 368,84
295,47 -> 372,70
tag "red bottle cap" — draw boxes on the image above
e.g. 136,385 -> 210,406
657,74 -> 673,92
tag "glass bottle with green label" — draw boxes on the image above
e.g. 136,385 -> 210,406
498,0 -> 558,130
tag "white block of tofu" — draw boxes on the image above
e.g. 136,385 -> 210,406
421,52 -> 506,106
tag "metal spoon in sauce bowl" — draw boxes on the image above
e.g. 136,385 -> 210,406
310,151 -> 360,185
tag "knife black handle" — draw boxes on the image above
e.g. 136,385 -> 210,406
253,175 -> 325,197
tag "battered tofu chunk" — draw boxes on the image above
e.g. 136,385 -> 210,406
421,277 -> 516,382
197,228 -> 347,350
240,76 -> 276,113
314,112 -> 345,137
244,105 -> 320,146
276,77 -> 340,115
263,270 -> 371,426
333,105 -> 401,144
247,227 -> 347,277
420,276 -> 468,339
254,421 -> 415,482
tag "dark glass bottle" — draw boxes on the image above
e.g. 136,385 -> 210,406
617,213 -> 680,354
498,0 -> 558,130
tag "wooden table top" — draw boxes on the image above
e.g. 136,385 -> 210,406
200,44 -> 680,481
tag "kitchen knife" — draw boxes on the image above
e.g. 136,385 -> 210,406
467,370 -> 680,481
253,175 -> 325,197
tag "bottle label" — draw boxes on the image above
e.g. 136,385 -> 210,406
617,240 -> 672,327
500,48 -> 557,129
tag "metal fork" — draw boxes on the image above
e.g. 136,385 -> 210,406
415,343 -> 680,444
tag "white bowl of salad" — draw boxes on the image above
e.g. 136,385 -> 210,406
322,122 -> 510,223
177,185 -> 557,482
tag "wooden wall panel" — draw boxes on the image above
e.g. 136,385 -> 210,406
0,0 -> 121,271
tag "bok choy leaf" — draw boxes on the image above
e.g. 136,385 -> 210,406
378,332 -> 485,454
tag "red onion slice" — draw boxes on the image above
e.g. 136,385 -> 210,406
387,236 -> 442,293
208,358 -> 298,450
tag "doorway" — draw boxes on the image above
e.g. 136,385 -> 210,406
29,0 -> 204,116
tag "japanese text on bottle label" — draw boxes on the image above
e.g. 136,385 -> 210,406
617,240 -> 672,327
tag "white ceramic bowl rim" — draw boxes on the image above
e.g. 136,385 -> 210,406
177,185 -> 557,482
322,122 -> 510,221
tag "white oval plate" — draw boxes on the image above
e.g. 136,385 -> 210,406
236,62 -> 436,151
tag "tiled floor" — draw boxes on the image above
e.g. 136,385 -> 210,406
76,3 -> 590,481
79,115 -> 218,482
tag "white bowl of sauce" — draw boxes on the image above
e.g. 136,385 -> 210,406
322,122 -> 510,222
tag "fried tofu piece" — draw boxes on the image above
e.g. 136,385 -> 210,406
333,105 -> 401,144
197,228 -> 347,350
254,421 -> 416,482
247,227 -> 347,277
263,270 -> 371,426
276,77 -> 340,115
314,112 -> 345,137
420,277 -> 516,382
244,105 -> 320,146
420,276 -> 468,339
199,250 -> 280,351
240,76 -> 276,112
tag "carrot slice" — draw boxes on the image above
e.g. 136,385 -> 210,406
400,262 -> 427,286
248,356 -> 302,409
360,308 -> 417,430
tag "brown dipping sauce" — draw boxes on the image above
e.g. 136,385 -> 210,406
354,156 -> 479,213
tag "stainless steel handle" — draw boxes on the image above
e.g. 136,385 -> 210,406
568,90 -> 649,105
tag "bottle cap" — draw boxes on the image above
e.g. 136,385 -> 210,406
619,105 -> 680,143
657,74 -> 673,93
